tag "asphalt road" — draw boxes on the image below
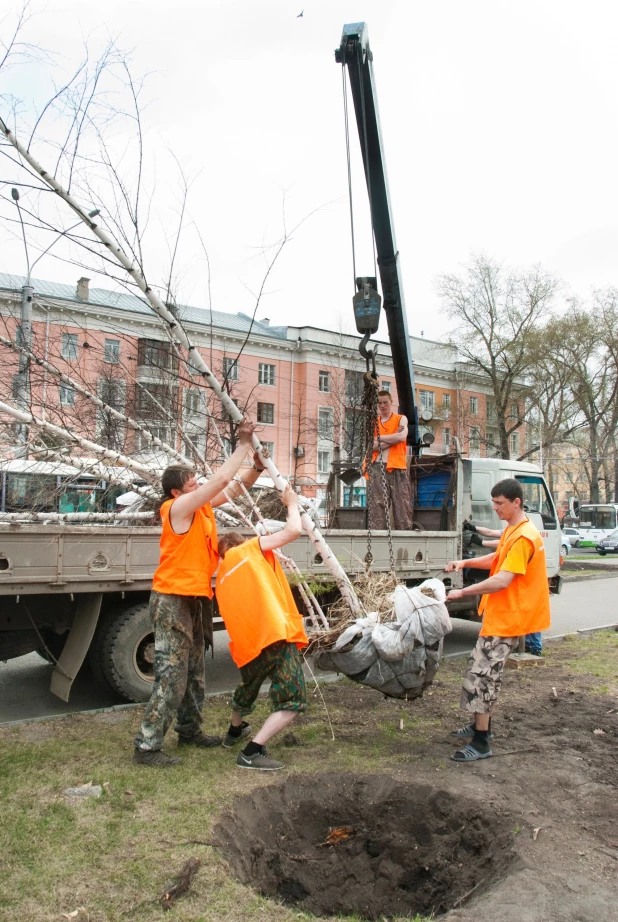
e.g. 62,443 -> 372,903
1,576 -> 617,725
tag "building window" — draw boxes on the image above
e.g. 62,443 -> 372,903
318,450 -> 332,475
318,406 -> 334,440
486,400 -> 496,423
419,390 -> 435,412
344,369 -> 364,406
257,402 -> 274,425
138,425 -> 173,450
261,441 -> 275,462
137,338 -> 178,372
344,407 -> 364,458
59,384 -> 75,407
381,381 -> 391,393
223,357 -> 239,381
184,431 -> 206,456
98,378 -> 126,409
510,431 -> 520,456
510,402 -> 519,420
442,393 -> 451,409
469,426 -> 481,457
62,333 -> 79,360
184,388 -> 205,415
469,396 -> 478,415
104,338 -> 120,364
137,383 -> 177,415
319,370 -> 331,393
258,363 -> 276,386
97,378 -> 127,448
442,427 -> 451,452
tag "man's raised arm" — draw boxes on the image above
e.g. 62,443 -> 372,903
259,485 -> 303,552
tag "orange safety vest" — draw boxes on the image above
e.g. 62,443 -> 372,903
215,536 -> 308,668
371,413 -> 407,471
152,499 -> 218,598
479,519 -> 550,638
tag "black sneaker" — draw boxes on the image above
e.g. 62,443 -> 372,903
133,749 -> 182,767
177,732 -> 222,748
236,748 -> 283,771
222,724 -> 252,749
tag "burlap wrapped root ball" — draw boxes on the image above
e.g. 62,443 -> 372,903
315,579 -> 452,699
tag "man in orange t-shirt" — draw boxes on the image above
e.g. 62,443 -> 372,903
367,390 -> 413,530
133,417 -> 263,768
215,485 -> 306,771
443,478 -> 550,762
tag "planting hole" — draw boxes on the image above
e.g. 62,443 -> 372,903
214,772 -> 517,919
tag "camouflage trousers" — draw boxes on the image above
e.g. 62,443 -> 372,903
134,591 -> 208,752
232,641 -> 307,717
460,635 -> 518,714
368,464 -> 414,531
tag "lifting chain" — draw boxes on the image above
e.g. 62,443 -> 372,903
362,369 -> 396,577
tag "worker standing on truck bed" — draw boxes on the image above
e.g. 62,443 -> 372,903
215,484 -> 307,771
444,478 -> 550,762
367,390 -> 413,530
133,418 -> 264,768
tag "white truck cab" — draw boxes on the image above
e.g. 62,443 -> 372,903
464,458 -> 562,583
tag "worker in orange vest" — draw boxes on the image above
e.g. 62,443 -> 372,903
133,418 -> 263,768
444,478 -> 550,762
215,484 -> 307,771
367,390 -> 413,530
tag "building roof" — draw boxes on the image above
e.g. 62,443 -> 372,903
0,272 -> 285,340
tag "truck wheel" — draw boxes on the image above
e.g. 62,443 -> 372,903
89,603 -> 155,702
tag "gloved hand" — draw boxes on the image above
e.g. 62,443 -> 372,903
463,520 -> 478,533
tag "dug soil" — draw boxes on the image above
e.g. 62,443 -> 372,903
214,773 -> 518,919
217,632 -> 618,922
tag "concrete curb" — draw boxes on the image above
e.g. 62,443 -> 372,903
443,622 -> 618,661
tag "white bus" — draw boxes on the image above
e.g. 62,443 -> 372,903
569,500 -> 618,546
0,459 -> 129,515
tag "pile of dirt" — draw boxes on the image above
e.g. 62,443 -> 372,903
213,773 -> 517,919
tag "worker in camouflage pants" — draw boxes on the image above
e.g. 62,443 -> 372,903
133,594 -> 207,752
133,418 -> 262,768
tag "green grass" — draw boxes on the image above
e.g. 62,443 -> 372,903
0,688 -> 444,922
1,633 -> 616,921
556,630 -> 618,684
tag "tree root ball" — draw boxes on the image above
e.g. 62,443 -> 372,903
213,773 -> 517,919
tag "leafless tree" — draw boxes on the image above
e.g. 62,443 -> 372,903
437,253 -> 559,459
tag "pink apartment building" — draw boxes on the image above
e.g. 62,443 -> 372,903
0,273 -> 523,513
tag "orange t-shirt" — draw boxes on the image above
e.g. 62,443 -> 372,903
215,536 -> 308,667
371,413 -> 407,471
479,519 -> 550,637
152,499 -> 218,597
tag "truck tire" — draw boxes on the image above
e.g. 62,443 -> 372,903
89,602 -> 155,702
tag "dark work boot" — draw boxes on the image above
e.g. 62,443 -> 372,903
177,732 -> 222,748
133,749 -> 182,767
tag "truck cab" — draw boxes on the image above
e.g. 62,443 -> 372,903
464,458 -> 562,583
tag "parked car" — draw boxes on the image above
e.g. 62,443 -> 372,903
596,529 -> 618,555
560,533 -> 570,558
562,526 -> 582,548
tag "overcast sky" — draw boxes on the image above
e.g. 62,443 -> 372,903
2,0 -> 618,343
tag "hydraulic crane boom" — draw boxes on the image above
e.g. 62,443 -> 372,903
336,22 -> 421,452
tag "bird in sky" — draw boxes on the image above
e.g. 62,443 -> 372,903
297,10 -> 304,17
